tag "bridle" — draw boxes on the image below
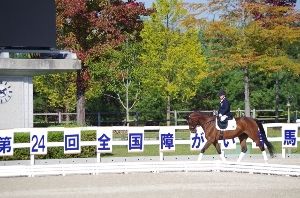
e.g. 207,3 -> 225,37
203,118 -> 215,128
188,114 -> 215,133
187,115 -> 198,133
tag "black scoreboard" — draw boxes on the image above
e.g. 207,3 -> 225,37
0,0 -> 56,50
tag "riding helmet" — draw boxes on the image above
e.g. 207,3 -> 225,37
218,90 -> 226,97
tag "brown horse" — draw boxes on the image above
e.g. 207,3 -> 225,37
187,111 -> 274,162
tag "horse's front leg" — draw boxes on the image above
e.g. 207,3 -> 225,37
198,141 -> 213,161
237,134 -> 248,162
213,141 -> 226,161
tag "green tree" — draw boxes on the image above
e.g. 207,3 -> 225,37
140,0 -> 207,125
33,73 -> 77,114
89,41 -> 142,125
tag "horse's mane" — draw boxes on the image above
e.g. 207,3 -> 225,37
192,111 -> 212,116
185,111 -> 213,120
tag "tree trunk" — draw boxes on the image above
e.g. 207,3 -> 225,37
76,69 -> 86,126
275,76 -> 279,122
167,95 -> 171,126
65,104 -> 70,123
126,78 -> 130,126
243,67 -> 251,117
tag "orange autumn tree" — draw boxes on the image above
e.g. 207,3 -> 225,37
55,0 -> 149,125
186,0 -> 300,117
246,1 -> 300,119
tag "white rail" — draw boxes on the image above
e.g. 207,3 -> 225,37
0,161 -> 300,177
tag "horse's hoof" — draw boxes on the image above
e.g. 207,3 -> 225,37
197,153 -> 203,161
220,154 -> 226,162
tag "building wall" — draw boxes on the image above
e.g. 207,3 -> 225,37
0,76 -> 33,129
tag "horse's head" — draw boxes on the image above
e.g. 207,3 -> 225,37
186,112 -> 199,133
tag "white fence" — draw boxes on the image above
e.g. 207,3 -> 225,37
1,161 -> 300,177
1,123 -> 299,162
0,123 -> 299,177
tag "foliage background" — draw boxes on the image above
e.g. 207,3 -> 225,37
33,0 -> 300,125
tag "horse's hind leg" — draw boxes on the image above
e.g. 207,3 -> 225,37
257,141 -> 268,162
237,134 -> 248,162
251,134 -> 268,162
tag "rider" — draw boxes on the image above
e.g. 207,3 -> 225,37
218,90 -> 233,122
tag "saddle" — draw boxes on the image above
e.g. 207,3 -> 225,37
216,117 -> 237,131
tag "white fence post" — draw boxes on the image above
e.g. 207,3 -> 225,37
97,153 -> 101,163
174,110 -> 177,126
30,154 -> 35,165
282,148 -> 286,159
159,152 -> 164,161
250,109 -> 256,118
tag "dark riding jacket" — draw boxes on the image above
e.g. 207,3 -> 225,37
218,97 -> 233,119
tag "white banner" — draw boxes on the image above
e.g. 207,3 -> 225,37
219,138 -> 237,150
190,127 -> 207,151
0,130 -> 14,156
159,127 -> 175,152
128,127 -> 144,152
97,127 -> 113,153
64,128 -> 81,154
30,129 -> 47,155
282,124 -> 298,148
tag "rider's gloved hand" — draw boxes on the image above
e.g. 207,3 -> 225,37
220,115 -> 228,121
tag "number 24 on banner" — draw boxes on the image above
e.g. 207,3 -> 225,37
30,130 -> 47,155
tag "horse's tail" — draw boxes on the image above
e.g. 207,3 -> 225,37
255,120 -> 274,158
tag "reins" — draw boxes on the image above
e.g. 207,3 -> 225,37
203,118 -> 215,128
202,117 -> 224,140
